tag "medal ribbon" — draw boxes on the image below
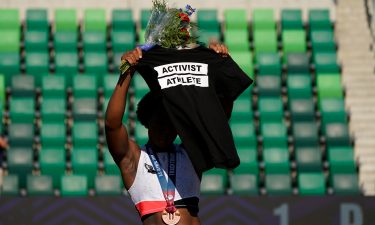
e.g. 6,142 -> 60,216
146,144 -> 177,213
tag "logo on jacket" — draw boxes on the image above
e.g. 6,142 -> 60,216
154,62 -> 209,89
145,163 -> 157,174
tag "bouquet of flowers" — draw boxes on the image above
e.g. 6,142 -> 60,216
119,0 -> 197,74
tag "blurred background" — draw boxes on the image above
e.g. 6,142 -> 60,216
0,0 -> 374,224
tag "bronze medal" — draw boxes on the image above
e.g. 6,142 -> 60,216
162,209 -> 181,225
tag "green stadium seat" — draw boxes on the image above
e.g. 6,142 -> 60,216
230,121 -> 257,148
55,9 -> 77,32
224,30 -> 250,52
253,30 -> 278,54
1,175 -> 19,196
198,30 -> 221,45
292,122 -> 320,147
138,29 -> 146,45
72,121 -> 98,148
256,53 -> 281,76
73,98 -> 97,121
95,175 -> 122,195
84,9 -> 106,32
287,74 -> 313,99
7,148 -> 34,188
103,146 -> 120,175
0,31 -> 20,53
298,172 -> 326,195
8,124 -> 34,147
54,32 -> 78,53
317,74 -> 343,100
26,9 -> 48,32
265,174 -> 292,195
295,146 -> 322,172
103,75 -> 118,97
309,9 -> 332,32
263,146 -> 290,174
258,97 -> 284,122
231,98 -> 253,121
282,30 -> 306,60
112,9 -> 134,31
40,122 -> 66,147
61,175 -> 88,196
256,75 -> 281,97
233,147 -> 258,175
224,9 -> 247,30
24,30 -> 49,52
230,51 -> 253,78
73,74 -> 98,98
230,174 -> 258,195
27,175 -> 54,196
83,32 -> 106,52
197,9 -> 219,31
113,51 -> 123,73
111,30 -> 136,53
332,174 -> 360,195
0,9 -> 20,32
289,98 -> 315,122
253,9 -> 275,30
55,52 -> 79,75
261,122 -> 288,147
39,148 -> 66,188
319,98 -> 347,124
141,9 -> 151,29
287,53 -> 310,74
11,75 -> 35,97
10,97 -> 35,123
71,148 -> 98,188
42,75 -> 66,97
0,74 -> 5,104
40,97 -> 66,122
311,30 -> 336,53
25,52 -> 49,76
314,52 -> 340,74
134,122 -> 148,144
281,9 -> 303,30
0,53 -> 20,85
328,146 -> 356,173
201,169 -> 227,195
84,52 -> 108,74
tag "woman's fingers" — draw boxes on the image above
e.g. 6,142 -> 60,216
121,47 -> 143,65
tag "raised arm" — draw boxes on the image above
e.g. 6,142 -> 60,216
105,48 -> 142,187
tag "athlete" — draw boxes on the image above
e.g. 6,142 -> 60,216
105,43 -> 229,225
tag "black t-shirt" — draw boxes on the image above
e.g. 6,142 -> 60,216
136,45 -> 253,173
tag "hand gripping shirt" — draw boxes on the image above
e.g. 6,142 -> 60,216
136,45 -> 253,173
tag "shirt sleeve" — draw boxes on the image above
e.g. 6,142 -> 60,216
213,55 -> 253,100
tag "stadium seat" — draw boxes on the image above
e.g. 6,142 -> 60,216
24,30 -> 49,52
263,146 -> 290,174
309,9 -> 332,32
230,174 -> 258,195
256,53 -> 281,76
0,9 -> 20,32
261,121 -> 288,148
287,74 -> 313,99
298,173 -> 326,195
26,9 -> 48,32
233,147 -> 259,175
11,75 -> 35,97
311,30 -> 336,53
95,175 -> 122,195
314,52 -> 340,73
230,121 -> 257,148
197,9 -> 219,31
317,74 -> 343,100
224,30 -> 250,52
111,30 -> 136,53
1,175 -> 19,196
54,32 -> 78,53
289,98 -> 315,122
281,9 -> 303,30
328,146 -> 356,173
253,30 -> 278,54
40,122 -> 66,147
201,169 -> 227,195
319,98 -> 347,124
55,9 -> 77,32
55,52 -> 79,75
0,75 -> 5,104
198,30 -> 221,45
230,51 -> 253,78
224,9 -> 247,30
112,9 -> 134,31
103,75 -> 118,98
72,122 -> 98,148
256,75 -> 281,96
141,9 -> 151,29
292,122 -> 320,147
252,9 -> 275,30
7,148 -> 34,188
25,52 -> 49,76
9,97 -> 35,123
258,97 -> 284,122
61,175 -> 88,196
265,174 -> 292,195
27,175 -> 54,196
295,146 -> 323,172
83,32 -> 106,52
73,74 -> 98,98
39,148 -> 66,188
84,9 -> 106,32
73,98 -> 98,121
282,30 -> 306,61
40,97 -> 66,122
0,53 -> 20,85
331,174 -> 360,195
8,124 -> 34,147
231,98 -> 253,121
103,146 -> 120,175
287,53 -> 310,74
84,52 -> 108,74
71,148 -> 98,188
42,75 -> 66,97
